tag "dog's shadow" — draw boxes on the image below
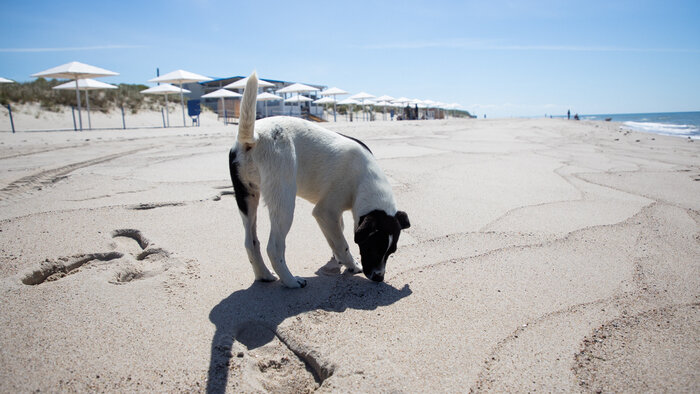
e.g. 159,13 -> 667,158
206,266 -> 412,393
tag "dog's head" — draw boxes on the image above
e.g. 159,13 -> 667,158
354,210 -> 410,282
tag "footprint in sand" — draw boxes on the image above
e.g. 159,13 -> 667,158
208,321 -> 327,393
20,228 -> 177,286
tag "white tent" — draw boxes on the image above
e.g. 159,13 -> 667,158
149,70 -> 212,127
140,84 -> 191,127
32,61 -> 119,131
0,77 -> 14,83
53,78 -> 117,130
202,89 -> 242,125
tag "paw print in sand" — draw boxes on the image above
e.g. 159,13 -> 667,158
21,229 -> 176,286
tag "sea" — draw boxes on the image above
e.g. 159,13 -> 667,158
581,111 -> 700,140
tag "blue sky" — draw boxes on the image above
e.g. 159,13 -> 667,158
1,0 -> 699,117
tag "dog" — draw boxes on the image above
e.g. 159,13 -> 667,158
229,72 -> 410,288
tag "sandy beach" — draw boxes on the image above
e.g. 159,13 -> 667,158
0,116 -> 698,392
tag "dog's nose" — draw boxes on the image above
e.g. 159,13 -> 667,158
368,272 -> 384,282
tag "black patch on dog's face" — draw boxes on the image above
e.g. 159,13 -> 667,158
229,149 -> 249,216
337,132 -> 372,154
354,210 -> 410,282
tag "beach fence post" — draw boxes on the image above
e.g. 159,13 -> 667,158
5,104 -> 15,133
71,106 -> 77,131
161,108 -> 166,128
120,106 -> 126,129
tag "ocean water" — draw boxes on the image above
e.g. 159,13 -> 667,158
581,111 -> 700,139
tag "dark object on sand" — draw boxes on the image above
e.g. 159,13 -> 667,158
605,118 -> 612,121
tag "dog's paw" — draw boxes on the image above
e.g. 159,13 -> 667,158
344,260 -> 363,274
282,276 -> 307,289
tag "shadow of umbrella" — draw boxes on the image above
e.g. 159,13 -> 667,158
206,272 -> 412,393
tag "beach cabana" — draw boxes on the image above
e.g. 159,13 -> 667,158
53,78 -> 117,130
149,70 -> 212,127
140,84 -> 191,127
31,61 -> 119,131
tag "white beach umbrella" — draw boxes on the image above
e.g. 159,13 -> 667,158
140,84 -> 191,127
256,92 -> 283,117
320,87 -> 348,122
0,77 -> 14,83
32,61 -> 119,131
224,76 -> 275,90
319,87 -> 348,96
337,98 -> 360,105
314,96 -> 336,104
375,95 -> 395,102
337,98 -> 361,121
202,89 -> 243,125
392,97 -> 412,104
277,82 -> 319,94
277,83 -> 319,118
349,92 -> 375,121
284,94 -> 313,103
149,69 -> 212,127
53,78 -> 117,130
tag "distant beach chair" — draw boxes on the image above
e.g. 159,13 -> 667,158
188,99 -> 201,127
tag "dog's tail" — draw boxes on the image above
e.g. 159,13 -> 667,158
237,71 -> 258,145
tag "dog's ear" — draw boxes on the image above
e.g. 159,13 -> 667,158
354,215 -> 377,244
395,211 -> 411,229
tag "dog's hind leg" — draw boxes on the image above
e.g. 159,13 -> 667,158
312,204 -> 362,274
240,194 -> 276,282
266,187 -> 307,288
230,150 -> 275,282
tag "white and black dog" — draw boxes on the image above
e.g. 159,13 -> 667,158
229,72 -> 410,288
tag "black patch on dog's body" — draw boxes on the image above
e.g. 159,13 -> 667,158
229,149 -> 249,216
337,132 -> 372,154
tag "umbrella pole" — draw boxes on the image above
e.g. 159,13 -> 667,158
86,90 -> 92,130
333,100 -> 337,122
180,83 -> 186,127
75,80 -> 83,131
165,94 -> 170,127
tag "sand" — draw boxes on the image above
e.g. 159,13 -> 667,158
0,115 -> 698,392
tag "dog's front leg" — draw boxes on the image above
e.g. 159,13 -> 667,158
266,191 -> 307,288
312,205 -> 362,274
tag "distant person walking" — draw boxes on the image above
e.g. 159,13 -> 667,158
568,109 -> 571,120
